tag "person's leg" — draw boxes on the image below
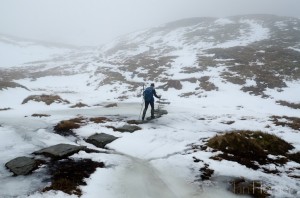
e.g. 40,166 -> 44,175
142,101 -> 150,120
150,101 -> 155,118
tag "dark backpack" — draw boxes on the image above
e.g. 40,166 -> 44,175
144,87 -> 153,102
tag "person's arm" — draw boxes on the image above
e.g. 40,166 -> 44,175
153,89 -> 160,98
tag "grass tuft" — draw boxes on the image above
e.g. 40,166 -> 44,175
54,117 -> 85,136
207,130 -> 294,169
43,159 -> 104,196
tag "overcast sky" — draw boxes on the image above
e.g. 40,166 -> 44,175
0,0 -> 299,46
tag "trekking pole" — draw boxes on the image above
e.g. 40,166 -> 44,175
138,84 -> 145,120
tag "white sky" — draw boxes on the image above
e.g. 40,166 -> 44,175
0,0 -> 299,46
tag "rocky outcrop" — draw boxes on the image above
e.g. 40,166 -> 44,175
86,133 -> 118,148
5,156 -> 38,175
33,144 -> 86,159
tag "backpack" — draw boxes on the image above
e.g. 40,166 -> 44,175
143,87 -> 153,102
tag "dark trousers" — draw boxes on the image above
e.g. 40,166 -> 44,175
142,100 -> 154,120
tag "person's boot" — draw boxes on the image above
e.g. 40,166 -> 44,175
151,109 -> 155,119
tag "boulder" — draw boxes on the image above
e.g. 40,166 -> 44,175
115,125 -> 141,133
5,156 -> 38,175
33,144 -> 86,159
86,133 -> 118,148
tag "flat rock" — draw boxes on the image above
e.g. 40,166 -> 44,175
86,133 -> 118,148
33,144 -> 86,159
5,156 -> 38,175
115,125 -> 141,133
127,120 -> 145,125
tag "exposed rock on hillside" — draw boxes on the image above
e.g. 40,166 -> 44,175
0,81 -> 29,90
22,94 -> 70,105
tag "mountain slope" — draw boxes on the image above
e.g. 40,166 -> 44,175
0,34 -> 76,68
1,15 -> 300,198
96,14 -> 300,99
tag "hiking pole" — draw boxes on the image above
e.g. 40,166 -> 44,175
138,84 -> 145,120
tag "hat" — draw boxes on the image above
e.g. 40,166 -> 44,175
150,83 -> 155,87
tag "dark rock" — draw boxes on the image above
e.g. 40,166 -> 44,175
155,109 -> 168,116
157,101 -> 171,105
127,120 -> 144,125
104,103 -> 117,108
0,107 -> 12,111
200,164 -> 214,180
31,114 -> 50,117
70,102 -> 89,108
33,144 -> 86,159
115,125 -> 141,133
220,121 -> 235,125
86,133 -> 118,148
5,156 -> 38,175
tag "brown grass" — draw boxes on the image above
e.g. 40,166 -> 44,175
270,116 -> 300,130
231,178 -> 270,198
287,152 -> 300,164
207,130 -> 294,169
0,81 -> 29,90
157,80 -> 183,91
54,117 -> 85,136
199,76 -> 218,91
22,94 -> 70,105
43,159 -> 104,196
276,100 -> 300,109
90,117 -> 111,123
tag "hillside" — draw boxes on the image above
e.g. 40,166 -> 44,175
0,15 -> 300,197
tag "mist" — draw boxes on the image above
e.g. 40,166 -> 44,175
0,0 -> 299,46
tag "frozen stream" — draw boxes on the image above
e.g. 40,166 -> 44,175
0,103 -> 246,197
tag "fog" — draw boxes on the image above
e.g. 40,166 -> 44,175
0,0 -> 299,46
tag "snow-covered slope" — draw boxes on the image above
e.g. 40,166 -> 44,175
0,34 -> 76,68
1,15 -> 300,198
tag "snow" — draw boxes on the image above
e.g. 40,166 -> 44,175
0,39 -> 71,68
1,16 -> 300,198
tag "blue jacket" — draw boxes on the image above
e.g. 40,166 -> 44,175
143,86 -> 159,102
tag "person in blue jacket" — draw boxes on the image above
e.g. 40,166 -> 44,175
142,83 -> 161,120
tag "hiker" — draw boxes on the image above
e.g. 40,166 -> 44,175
142,83 -> 161,121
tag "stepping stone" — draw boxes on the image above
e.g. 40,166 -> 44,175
127,120 -> 144,125
33,144 -> 86,159
155,109 -> 168,116
86,133 -> 118,148
5,156 -> 38,175
115,125 -> 141,133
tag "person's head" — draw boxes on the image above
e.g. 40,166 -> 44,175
150,83 -> 155,87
